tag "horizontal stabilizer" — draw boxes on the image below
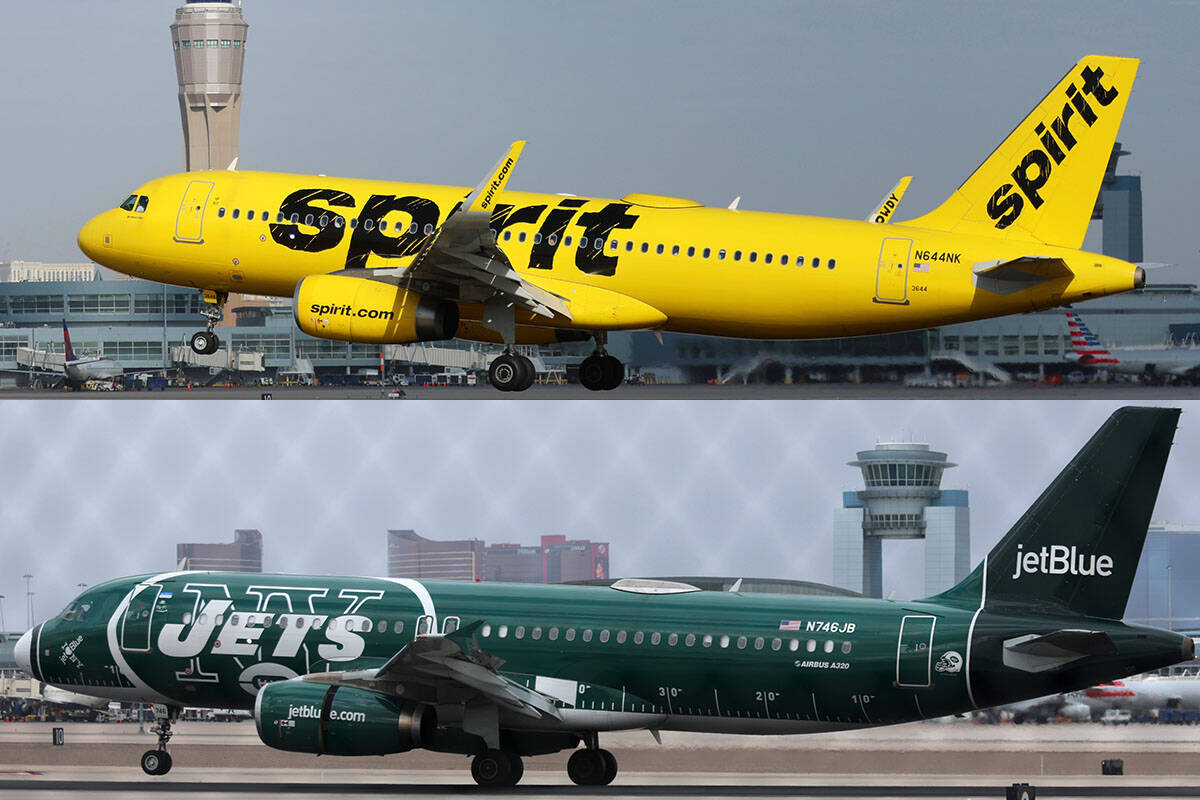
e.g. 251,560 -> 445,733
973,257 -> 1072,295
1003,629 -> 1117,673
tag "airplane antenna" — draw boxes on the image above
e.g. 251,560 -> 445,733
727,197 -> 741,210
226,157 -> 239,171
728,578 -> 743,593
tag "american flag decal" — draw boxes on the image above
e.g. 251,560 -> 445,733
912,262 -> 930,273
779,620 -> 802,631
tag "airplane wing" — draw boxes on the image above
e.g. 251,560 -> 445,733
337,141 -> 572,322
972,257 -> 1073,295
866,176 -> 911,223
297,622 -> 561,721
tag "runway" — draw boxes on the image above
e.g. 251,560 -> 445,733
4,721 -> 1200,798
5,383 -> 1200,400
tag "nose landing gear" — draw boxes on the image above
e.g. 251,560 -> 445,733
189,291 -> 227,356
140,705 -> 179,775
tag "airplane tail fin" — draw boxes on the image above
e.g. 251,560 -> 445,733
62,320 -> 76,363
928,407 -> 1179,619
1065,310 -> 1119,365
902,55 -> 1138,249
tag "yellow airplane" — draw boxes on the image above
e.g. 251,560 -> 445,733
78,55 -> 1142,392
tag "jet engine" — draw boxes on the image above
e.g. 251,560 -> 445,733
294,274 -> 459,343
255,680 -> 436,756
1061,702 -> 1092,721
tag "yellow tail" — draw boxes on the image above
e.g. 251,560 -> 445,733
903,55 -> 1138,249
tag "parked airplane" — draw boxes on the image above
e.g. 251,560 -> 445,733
11,321 -> 127,389
1066,310 -> 1200,380
77,56 -> 1143,391
13,408 -> 1190,785
1000,674 -> 1200,723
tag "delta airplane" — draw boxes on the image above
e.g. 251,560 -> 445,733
14,408 -> 1192,786
77,56 -> 1143,391
1066,310 -> 1200,380
12,321 -> 127,389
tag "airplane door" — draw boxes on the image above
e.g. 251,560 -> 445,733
875,237 -> 912,305
895,614 -> 935,688
175,180 -> 214,243
120,583 -> 162,653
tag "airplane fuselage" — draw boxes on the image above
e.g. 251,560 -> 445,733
24,571 -> 1184,736
78,170 -> 1141,341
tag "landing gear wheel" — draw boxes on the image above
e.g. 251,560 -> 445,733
190,331 -> 215,356
488,354 -> 523,392
514,354 -> 536,391
579,355 -> 608,391
471,748 -> 516,787
204,333 -> 220,355
568,748 -> 614,786
140,749 -> 171,775
506,752 -> 525,785
600,355 -> 624,390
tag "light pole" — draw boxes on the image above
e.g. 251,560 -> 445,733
1167,564 -> 1174,632
22,574 -> 33,629
0,595 -> 6,632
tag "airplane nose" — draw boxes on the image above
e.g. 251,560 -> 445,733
13,627 -> 34,676
77,214 -> 110,261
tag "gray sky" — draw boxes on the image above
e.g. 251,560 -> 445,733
1,1 -> 1197,278
1,400 -> 1195,630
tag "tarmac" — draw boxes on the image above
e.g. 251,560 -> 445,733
4,720 -> 1200,798
5,383 -> 1200,400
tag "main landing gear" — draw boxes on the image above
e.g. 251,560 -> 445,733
140,706 -> 179,775
579,333 -> 624,391
567,734 -> 618,786
189,291 -> 227,356
488,349 -> 536,392
470,748 -> 525,787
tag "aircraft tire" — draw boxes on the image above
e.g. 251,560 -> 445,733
567,748 -> 610,786
488,355 -> 522,392
600,355 -> 624,390
204,334 -> 221,355
514,355 -> 536,391
140,749 -> 171,775
189,331 -> 212,355
578,355 -> 607,391
598,748 -> 618,784
471,748 -> 515,787
506,752 -> 525,785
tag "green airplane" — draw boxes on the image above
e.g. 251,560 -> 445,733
13,407 -> 1193,786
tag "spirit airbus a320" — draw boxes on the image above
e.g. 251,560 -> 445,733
15,407 -> 1191,785
76,55 -> 1143,391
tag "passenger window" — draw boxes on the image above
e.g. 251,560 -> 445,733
247,210 -> 255,221
634,631 -> 644,645
686,246 -> 695,257
582,629 -> 593,642
230,614 -> 240,625
548,234 -> 558,246
231,209 -> 240,220
303,213 -> 313,226
599,630 -> 610,643
789,639 -> 799,651
518,232 -> 527,243
549,627 -> 559,640
579,237 -> 589,249
410,223 -> 419,234
754,637 -> 764,650
217,208 -> 226,218
289,213 -> 299,224
625,241 -> 633,252
503,230 -> 512,241
650,632 -> 662,645
841,641 -> 852,654
593,238 -> 603,250
609,239 -> 618,251
497,624 -> 508,638
702,634 -> 712,647
120,194 -> 138,211
796,256 -> 804,267
481,624 -> 492,637
806,639 -> 816,652
671,245 -> 680,256
824,640 -> 834,653
565,628 -> 576,641
781,255 -> 788,265
424,224 -> 434,235
564,236 -> 573,247
736,636 -> 747,649
813,257 -> 821,268
702,248 -> 710,258
771,638 -> 781,651
656,244 -> 664,255
442,617 -> 459,635
733,251 -> 742,261
533,233 -> 542,245
667,633 -> 678,646
182,612 -> 192,625
379,220 -> 388,231
718,249 -> 726,260
332,216 -> 342,228
349,218 -> 358,229
641,242 -> 649,253
318,214 -> 328,227
828,258 -> 836,269
616,630 -> 626,643
532,626 -> 542,640
749,252 -> 757,263
764,253 -> 772,264
514,625 -> 525,639
685,633 -> 696,646
416,615 -> 434,636
135,196 -> 150,213
719,635 -> 730,648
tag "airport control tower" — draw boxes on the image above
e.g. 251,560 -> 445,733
170,0 -> 248,171
833,442 -> 969,599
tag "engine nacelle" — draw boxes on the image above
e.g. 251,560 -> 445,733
294,274 -> 459,344
255,680 -> 436,756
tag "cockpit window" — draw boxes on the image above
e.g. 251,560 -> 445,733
135,196 -> 150,213
57,600 -> 92,622
119,194 -> 138,211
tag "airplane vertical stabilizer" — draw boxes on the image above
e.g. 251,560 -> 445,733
62,320 -> 76,363
928,406 -> 1178,619
902,55 -> 1138,250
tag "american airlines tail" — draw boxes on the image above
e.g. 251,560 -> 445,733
903,55 -> 1139,249
1066,309 -> 1120,366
